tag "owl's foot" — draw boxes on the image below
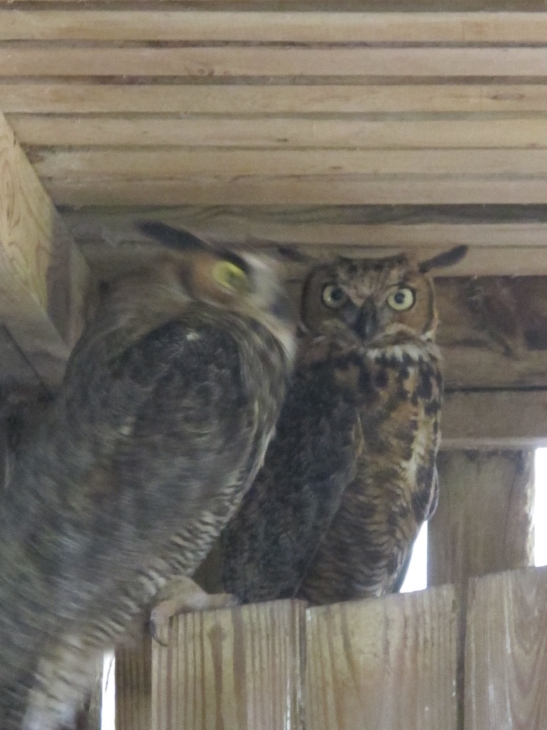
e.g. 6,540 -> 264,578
149,576 -> 238,643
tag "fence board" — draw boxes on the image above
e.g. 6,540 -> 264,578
305,587 -> 457,730
465,567 -> 547,730
150,600 -> 305,730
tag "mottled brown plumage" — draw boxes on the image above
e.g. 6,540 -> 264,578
216,246 -> 466,605
0,223 -> 295,730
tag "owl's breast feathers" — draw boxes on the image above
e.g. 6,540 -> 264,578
0,308 -> 291,727
299,333 -> 442,604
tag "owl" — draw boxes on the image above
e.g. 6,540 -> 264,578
214,245 -> 466,606
0,222 -> 295,730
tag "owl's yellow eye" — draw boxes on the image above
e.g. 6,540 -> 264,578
322,284 -> 347,309
387,287 -> 416,312
213,260 -> 249,293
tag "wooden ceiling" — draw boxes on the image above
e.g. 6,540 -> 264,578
3,1 -> 547,447
3,3 -> 547,273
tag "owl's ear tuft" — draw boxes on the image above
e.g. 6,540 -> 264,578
418,245 -> 468,273
137,221 -> 209,253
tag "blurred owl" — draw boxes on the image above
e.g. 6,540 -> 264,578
214,246 -> 466,605
0,222 -> 295,730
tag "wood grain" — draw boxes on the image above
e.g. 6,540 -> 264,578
465,567 -> 547,730
429,454 -> 534,725
62,206 -> 547,249
12,0 -> 547,9
151,600 -> 305,730
116,638 -> 152,730
33,148 -> 547,180
0,110 -> 91,387
441,391 -> 547,449
3,46 -> 547,78
429,452 -> 534,590
4,84 -> 547,115
13,115 -> 547,150
37,176 -> 547,207
304,586 -> 457,730
5,11 -> 547,43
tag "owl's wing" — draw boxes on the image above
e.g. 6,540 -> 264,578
219,355 -> 364,603
0,315 -> 271,691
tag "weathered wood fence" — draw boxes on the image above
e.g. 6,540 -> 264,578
116,565 -> 547,730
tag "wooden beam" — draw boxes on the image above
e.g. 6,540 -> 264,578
442,391 -> 547,450
0,111 -> 91,387
305,587 -> 457,730
3,46 -> 547,78
5,11 -> 547,43
4,84 -> 547,115
13,115 -> 547,150
33,149 -> 547,180
61,206 -> 547,249
36,176 -> 547,208
11,0 -> 547,9
465,568 -> 547,730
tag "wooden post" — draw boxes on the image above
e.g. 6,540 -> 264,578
465,567 -> 547,729
0,110 -> 91,387
429,451 -> 534,587
428,450 -> 534,728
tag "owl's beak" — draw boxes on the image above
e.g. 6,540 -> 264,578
343,298 -> 378,341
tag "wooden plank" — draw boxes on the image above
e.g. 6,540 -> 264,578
33,148 -> 547,180
0,110 -> 91,387
429,452 -> 534,588
38,175 -> 547,207
79,238 -> 547,277
7,11 -> 547,43
5,84 -> 547,115
442,391 -> 547,449
13,115 -> 547,150
11,0 -> 547,12
5,11 -> 547,43
465,567 -> 547,730
304,587 -> 457,730
61,206 -> 547,248
4,46 -> 547,78
151,600 -> 305,730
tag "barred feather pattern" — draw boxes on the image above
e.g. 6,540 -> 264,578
0,290 -> 293,729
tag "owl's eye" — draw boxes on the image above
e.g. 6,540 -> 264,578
213,261 -> 249,293
387,287 -> 416,312
322,284 -> 347,309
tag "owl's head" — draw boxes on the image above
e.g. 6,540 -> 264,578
129,221 -> 297,360
300,246 -> 467,344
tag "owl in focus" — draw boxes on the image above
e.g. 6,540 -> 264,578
214,245 -> 466,605
0,222 -> 295,730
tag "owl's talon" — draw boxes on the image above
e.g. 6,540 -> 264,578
148,618 -> 169,647
148,576 -> 239,645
